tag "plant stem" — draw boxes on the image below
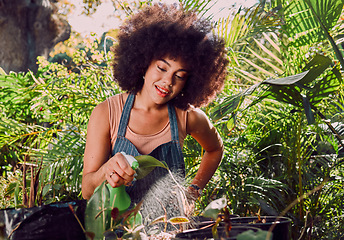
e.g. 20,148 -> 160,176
69,204 -> 87,233
313,106 -> 344,150
296,113 -> 304,219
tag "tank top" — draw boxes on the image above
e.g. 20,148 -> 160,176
107,93 -> 187,154
107,93 -> 188,203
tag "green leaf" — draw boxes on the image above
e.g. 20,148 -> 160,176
150,215 -> 167,225
134,155 -> 168,180
5,182 -> 18,195
283,0 -> 344,47
85,181 -> 111,239
211,93 -> 243,121
168,216 -> 190,224
202,197 -> 227,219
211,83 -> 260,121
300,54 -> 332,86
237,229 -> 272,240
42,184 -> 51,197
226,114 -> 235,131
307,65 -> 342,105
302,95 -> 315,124
262,71 -> 309,85
259,85 -> 304,108
14,183 -> 20,207
181,0 -> 215,19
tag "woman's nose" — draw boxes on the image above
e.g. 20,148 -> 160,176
163,74 -> 174,87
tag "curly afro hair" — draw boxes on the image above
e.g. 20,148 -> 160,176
112,3 -> 229,110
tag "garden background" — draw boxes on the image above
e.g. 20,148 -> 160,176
0,0 -> 343,239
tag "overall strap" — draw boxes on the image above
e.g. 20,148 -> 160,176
117,93 -> 135,137
167,104 -> 179,142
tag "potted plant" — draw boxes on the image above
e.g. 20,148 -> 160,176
231,215 -> 291,240
175,198 -> 274,240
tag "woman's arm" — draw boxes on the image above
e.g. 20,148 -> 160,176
186,108 -> 223,195
82,101 -> 135,200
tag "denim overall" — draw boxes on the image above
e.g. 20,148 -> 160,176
111,93 -> 185,204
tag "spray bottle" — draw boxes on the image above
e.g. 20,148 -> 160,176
106,152 -> 139,215
85,153 -> 168,237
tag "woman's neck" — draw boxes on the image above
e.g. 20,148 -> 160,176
128,92 -> 169,135
134,91 -> 168,112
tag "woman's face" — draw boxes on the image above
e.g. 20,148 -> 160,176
141,56 -> 188,106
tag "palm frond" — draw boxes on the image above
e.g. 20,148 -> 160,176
180,0 -> 216,19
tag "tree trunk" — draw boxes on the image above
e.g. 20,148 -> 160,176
0,0 -> 71,73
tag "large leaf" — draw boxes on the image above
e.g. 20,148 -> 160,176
134,155 -> 168,180
211,71 -> 309,121
210,54 -> 340,125
307,66 -> 342,105
211,84 -> 260,121
262,71 -> 309,85
85,181 -> 111,239
259,85 -> 304,108
261,55 -> 340,123
300,54 -> 333,85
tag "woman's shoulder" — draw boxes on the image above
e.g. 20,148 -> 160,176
90,100 -> 108,122
91,93 -> 128,118
186,106 -> 206,118
185,106 -> 210,134
107,92 -> 129,103
106,92 -> 129,110
175,105 -> 207,122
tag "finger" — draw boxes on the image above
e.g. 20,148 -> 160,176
105,153 -> 136,185
104,159 -> 118,177
117,157 -> 136,176
118,153 -> 136,175
105,170 -> 116,187
110,162 -> 133,182
111,171 -> 125,185
105,154 -> 129,181
115,153 -> 136,179
106,171 -> 125,188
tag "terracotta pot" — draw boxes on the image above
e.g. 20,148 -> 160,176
230,216 -> 291,240
174,225 -> 261,240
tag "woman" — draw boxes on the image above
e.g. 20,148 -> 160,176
82,3 -> 228,208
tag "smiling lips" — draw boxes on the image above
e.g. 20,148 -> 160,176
155,85 -> 171,97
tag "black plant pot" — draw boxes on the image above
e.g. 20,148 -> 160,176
174,225 -> 261,240
0,200 -> 87,240
230,216 -> 291,240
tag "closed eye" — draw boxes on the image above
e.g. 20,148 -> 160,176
175,75 -> 186,81
157,65 -> 166,72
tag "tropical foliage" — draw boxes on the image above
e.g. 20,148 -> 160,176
0,0 -> 343,239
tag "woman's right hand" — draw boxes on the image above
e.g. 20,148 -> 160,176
103,152 -> 136,188
82,100 -> 136,199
